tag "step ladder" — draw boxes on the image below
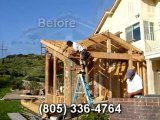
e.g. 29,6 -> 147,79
72,74 -> 93,105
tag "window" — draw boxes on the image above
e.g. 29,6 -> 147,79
125,22 -> 141,41
144,21 -> 154,40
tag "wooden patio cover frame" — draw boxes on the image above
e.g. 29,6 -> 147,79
41,31 -> 147,95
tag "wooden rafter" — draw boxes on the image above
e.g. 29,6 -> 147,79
47,47 -> 69,62
88,38 -> 107,49
41,40 -> 71,58
41,40 -> 63,53
79,34 -> 107,48
102,32 -> 142,53
79,31 -> 142,54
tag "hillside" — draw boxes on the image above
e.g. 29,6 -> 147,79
0,54 -> 45,119
0,54 -> 45,98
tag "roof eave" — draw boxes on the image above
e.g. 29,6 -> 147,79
93,0 -> 121,34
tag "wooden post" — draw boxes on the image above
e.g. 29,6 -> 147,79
107,39 -> 111,53
137,62 -> 140,75
99,75 -> 103,96
139,62 -> 143,79
116,61 -> 121,97
70,61 -> 73,105
53,52 -> 57,98
107,38 -> 112,98
142,62 -> 148,95
91,77 -> 94,96
128,50 -> 133,68
52,55 -> 54,99
45,48 -> 49,102
85,66 -> 89,83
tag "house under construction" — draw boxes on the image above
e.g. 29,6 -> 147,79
21,31 -> 147,117
42,31 -> 146,104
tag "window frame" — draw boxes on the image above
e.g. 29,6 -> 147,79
125,22 -> 141,42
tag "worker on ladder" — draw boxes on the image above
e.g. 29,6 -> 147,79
63,40 -> 90,74
63,41 -> 92,105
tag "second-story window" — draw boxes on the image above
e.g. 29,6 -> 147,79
125,22 -> 141,42
144,21 -> 154,40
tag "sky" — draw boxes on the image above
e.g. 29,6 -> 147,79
0,0 -> 113,57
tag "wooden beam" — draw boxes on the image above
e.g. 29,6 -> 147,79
41,40 -> 77,59
88,38 -> 107,49
91,45 -> 106,52
41,40 -> 63,53
43,41 -> 80,59
103,40 -> 126,53
47,47 -> 69,62
89,52 -> 144,61
114,31 -> 122,36
79,31 -> 122,49
88,58 -> 99,75
111,43 -> 122,51
79,34 -> 107,47
132,54 -> 144,61
90,52 -> 130,59
88,67 -> 94,75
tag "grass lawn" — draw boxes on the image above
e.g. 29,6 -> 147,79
0,87 -> 11,99
0,86 -> 23,120
0,75 -> 11,99
0,77 -> 23,120
0,100 -> 22,120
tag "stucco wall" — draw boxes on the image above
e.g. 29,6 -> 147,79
99,0 -> 145,51
100,17 -> 111,33
142,1 -> 160,37
98,0 -> 160,52
99,0 -> 141,35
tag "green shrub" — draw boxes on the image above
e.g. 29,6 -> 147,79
80,112 -> 109,120
29,81 -> 42,90
12,80 -> 24,90
26,76 -> 40,82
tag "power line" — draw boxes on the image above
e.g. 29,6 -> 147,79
0,42 -> 8,58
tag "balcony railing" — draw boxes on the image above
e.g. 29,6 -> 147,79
145,30 -> 160,52
145,33 -> 155,40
